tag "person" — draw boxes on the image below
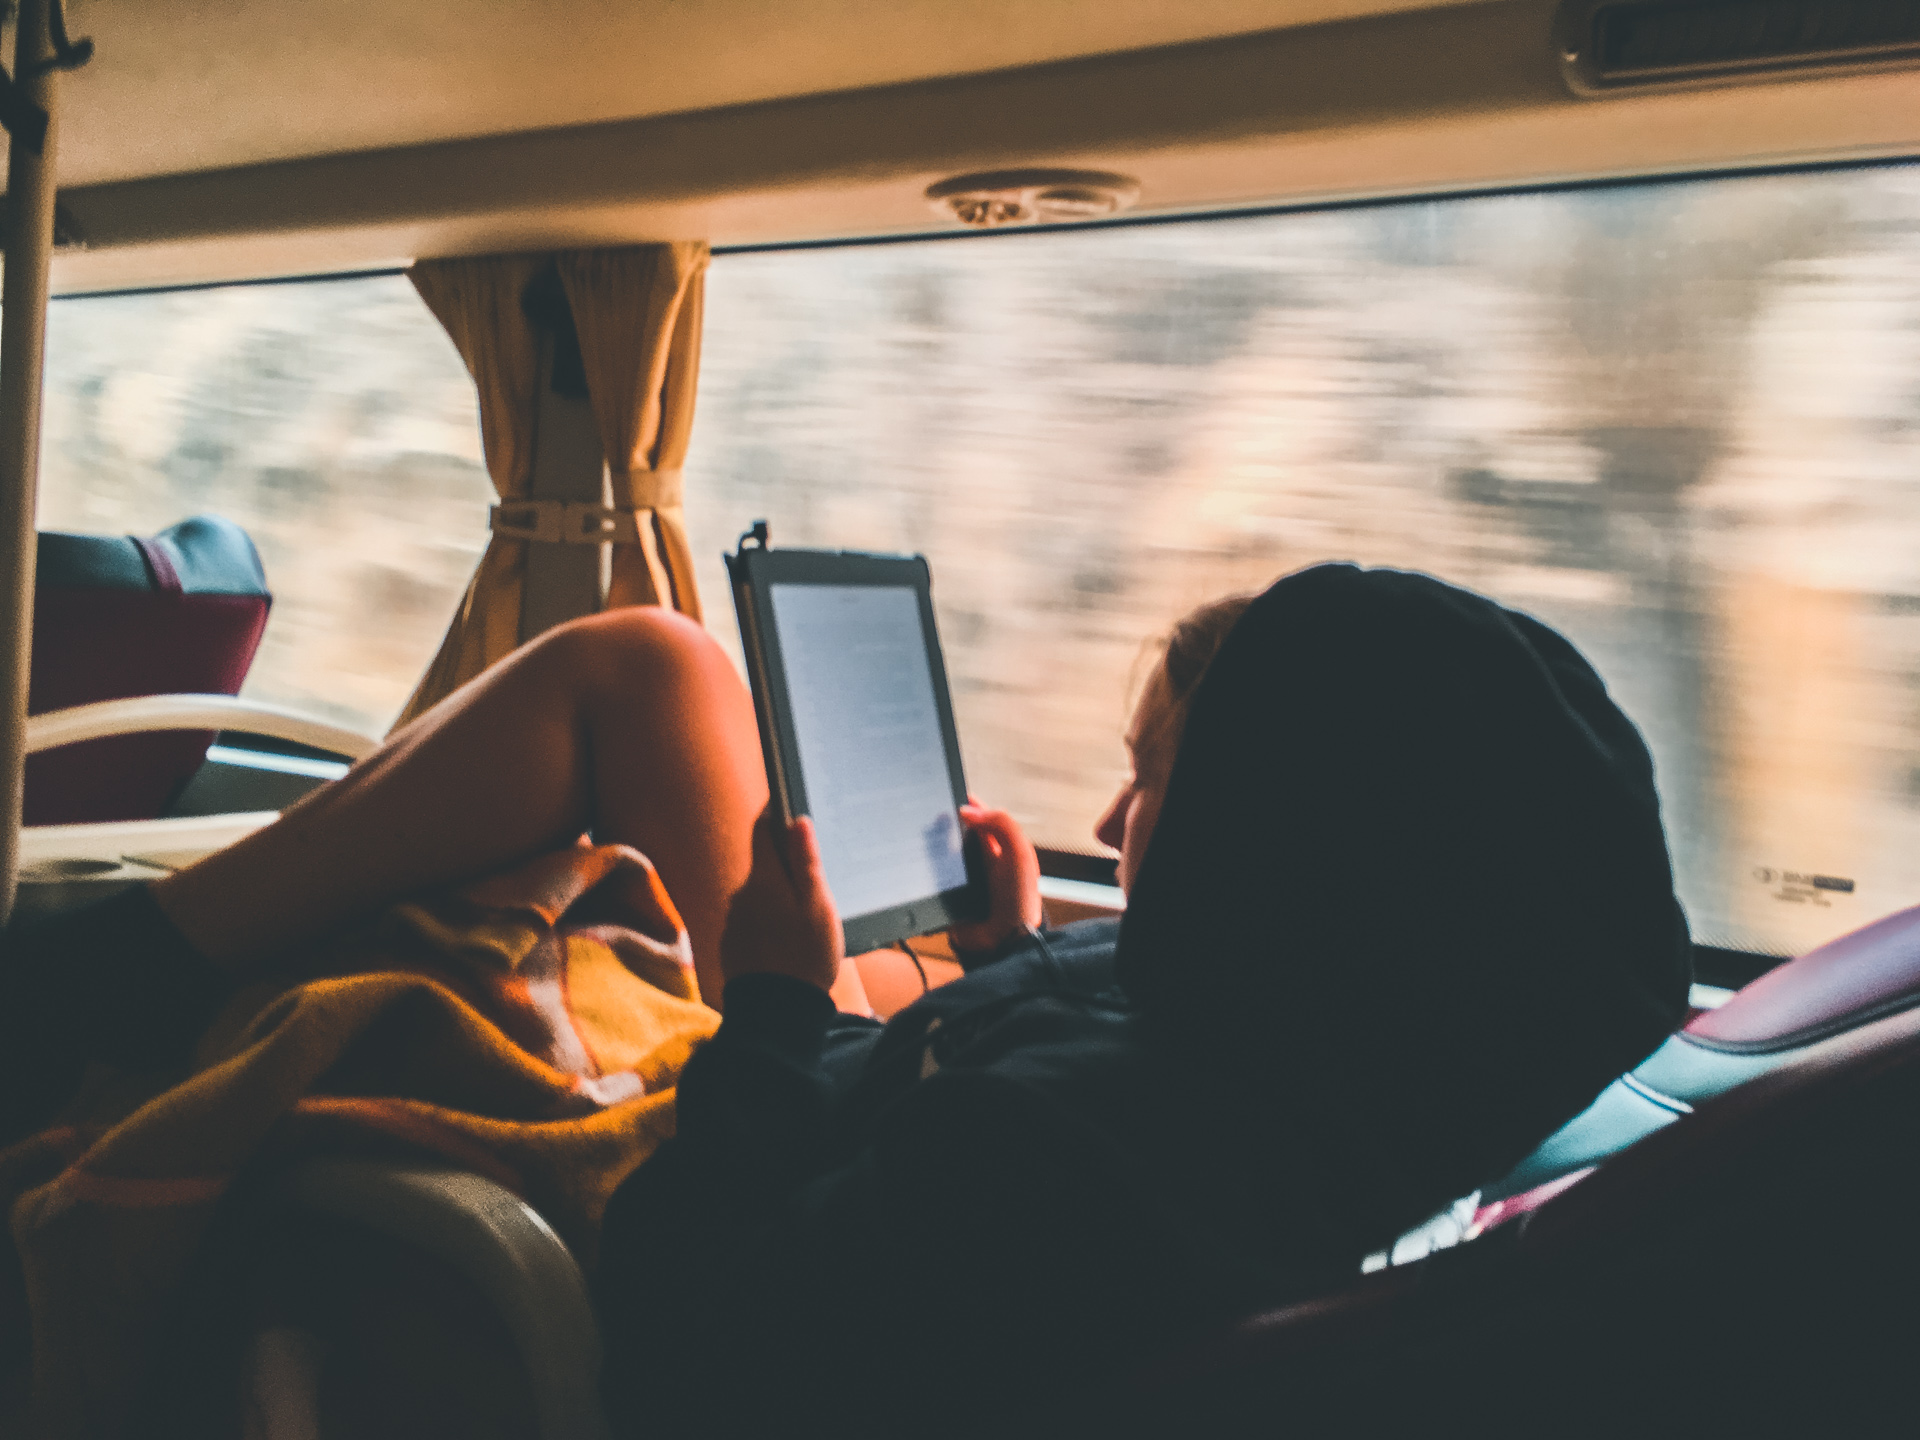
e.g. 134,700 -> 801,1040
0,562 -> 1691,1437
592,562 -> 1692,1436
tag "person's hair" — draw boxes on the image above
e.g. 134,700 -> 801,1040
1162,593 -> 1258,710
1134,593 -> 1257,768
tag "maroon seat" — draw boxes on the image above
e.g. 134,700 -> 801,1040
1684,902 -> 1920,1054
26,516 -> 271,825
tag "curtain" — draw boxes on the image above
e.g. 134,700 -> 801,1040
558,242 -> 710,618
393,254 -> 548,728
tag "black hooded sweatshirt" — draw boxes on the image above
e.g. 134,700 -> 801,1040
595,564 -> 1691,1438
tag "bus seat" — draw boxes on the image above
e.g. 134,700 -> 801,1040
1050,979 -> 1920,1438
1487,991 -> 1920,1432
145,1158 -> 608,1440
1483,901 -> 1920,1201
26,516 -> 271,826
136,1158 -> 600,1440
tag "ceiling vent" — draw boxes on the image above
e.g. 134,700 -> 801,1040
1558,0 -> 1920,90
925,170 -> 1141,229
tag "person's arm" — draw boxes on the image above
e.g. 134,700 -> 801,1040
664,806 -> 865,1185
593,808 -> 871,1429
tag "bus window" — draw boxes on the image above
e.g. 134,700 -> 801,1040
683,161 -> 1920,961
39,274 -> 494,735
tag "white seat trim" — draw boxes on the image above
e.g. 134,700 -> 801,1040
274,1158 -> 612,1440
17,811 -> 278,867
25,694 -> 379,761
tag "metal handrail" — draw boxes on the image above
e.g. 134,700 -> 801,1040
0,0 -> 67,925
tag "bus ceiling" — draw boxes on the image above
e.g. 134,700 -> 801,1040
24,0 -> 1920,295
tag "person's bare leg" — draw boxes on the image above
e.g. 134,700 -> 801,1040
151,608 -> 768,1006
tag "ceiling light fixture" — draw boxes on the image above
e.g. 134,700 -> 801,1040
925,169 -> 1142,229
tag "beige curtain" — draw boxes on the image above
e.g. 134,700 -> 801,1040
393,254 -> 548,728
558,242 -> 710,618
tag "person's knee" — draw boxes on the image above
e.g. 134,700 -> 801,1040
539,606 -> 734,708
575,604 -> 711,652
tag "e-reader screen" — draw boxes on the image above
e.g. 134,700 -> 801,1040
768,583 -> 968,921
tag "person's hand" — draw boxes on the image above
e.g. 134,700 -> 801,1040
719,805 -> 844,994
948,799 -> 1043,958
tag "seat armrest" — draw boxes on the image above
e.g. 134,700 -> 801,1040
272,1158 -> 612,1440
26,694 -> 379,761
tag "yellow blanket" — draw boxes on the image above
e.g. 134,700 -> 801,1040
0,843 -> 719,1439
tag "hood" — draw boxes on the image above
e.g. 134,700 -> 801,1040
1115,564 -> 1691,1242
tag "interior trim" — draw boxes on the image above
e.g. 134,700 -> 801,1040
40,0 -> 1920,293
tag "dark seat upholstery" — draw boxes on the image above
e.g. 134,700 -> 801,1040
1022,980 -> 1920,1438
26,515 -> 271,825
982,907 -> 1920,1435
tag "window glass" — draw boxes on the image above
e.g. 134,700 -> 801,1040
684,164 -> 1920,958
39,275 -> 493,735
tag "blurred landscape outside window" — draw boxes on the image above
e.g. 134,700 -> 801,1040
35,162 -> 1920,958
39,274 -> 494,738
685,163 -> 1920,959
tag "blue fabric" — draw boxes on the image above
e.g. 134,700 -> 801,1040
36,515 -> 265,596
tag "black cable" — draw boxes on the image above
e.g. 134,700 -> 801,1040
895,940 -> 930,994
0,0 -> 94,155
36,0 -> 91,73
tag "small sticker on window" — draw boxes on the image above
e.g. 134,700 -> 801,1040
1752,868 -> 1856,906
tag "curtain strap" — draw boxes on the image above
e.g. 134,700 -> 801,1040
490,499 -> 661,545
491,465 -> 686,544
613,465 -> 685,510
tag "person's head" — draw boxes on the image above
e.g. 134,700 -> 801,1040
1095,593 -> 1256,893
1114,564 -> 1691,1251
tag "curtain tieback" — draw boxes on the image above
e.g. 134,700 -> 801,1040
612,466 -> 685,511
489,499 -> 658,545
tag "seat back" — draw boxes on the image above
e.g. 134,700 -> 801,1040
1067,993 -> 1920,1438
27,516 -> 271,825
1495,999 -> 1920,1431
1485,902 -> 1920,1200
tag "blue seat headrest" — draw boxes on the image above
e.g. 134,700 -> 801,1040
36,514 -> 266,596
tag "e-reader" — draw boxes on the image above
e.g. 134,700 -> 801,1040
725,521 -> 988,955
